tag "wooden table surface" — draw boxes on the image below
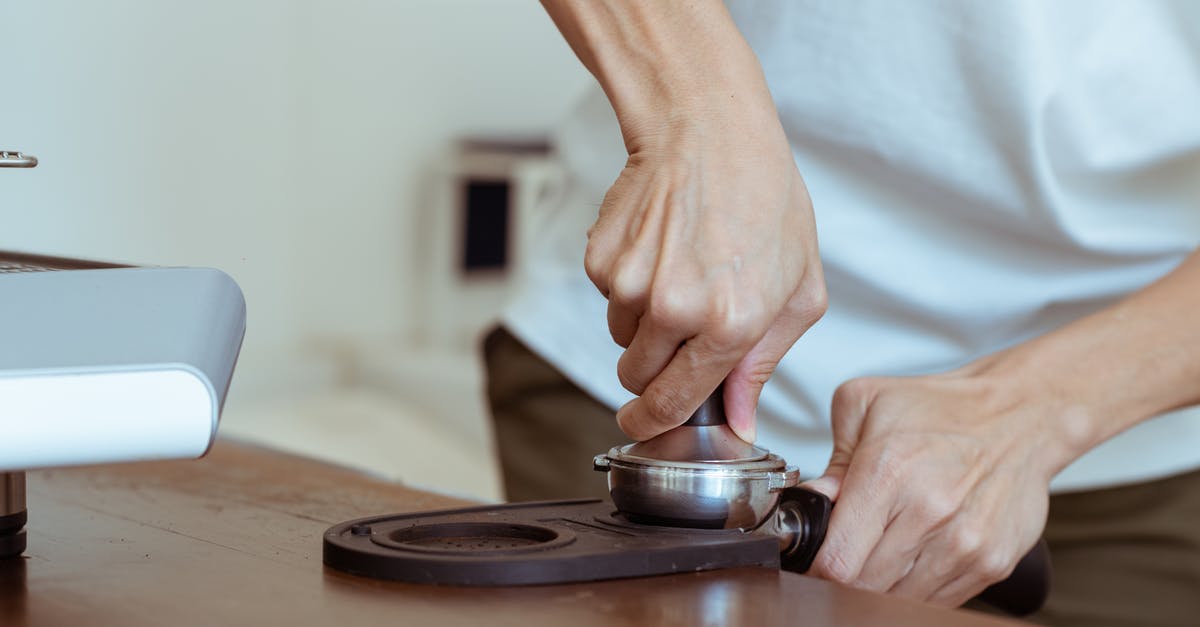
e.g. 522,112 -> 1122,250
0,441 -> 1024,626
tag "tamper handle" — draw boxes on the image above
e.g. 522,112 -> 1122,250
682,386 -> 727,427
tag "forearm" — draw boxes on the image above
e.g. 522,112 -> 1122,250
540,0 -> 781,153
979,249 -> 1200,474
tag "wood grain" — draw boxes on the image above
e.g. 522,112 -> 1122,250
0,440 -> 1024,626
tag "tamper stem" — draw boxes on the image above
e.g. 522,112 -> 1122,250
683,386 -> 726,427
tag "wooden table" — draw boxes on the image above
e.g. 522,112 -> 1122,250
0,441 -> 1023,626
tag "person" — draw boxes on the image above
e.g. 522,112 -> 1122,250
484,2 -> 1200,625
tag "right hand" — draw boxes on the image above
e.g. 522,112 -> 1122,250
586,107 -> 827,443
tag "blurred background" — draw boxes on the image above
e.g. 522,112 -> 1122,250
0,1 -> 594,501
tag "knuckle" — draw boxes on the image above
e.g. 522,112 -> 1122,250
705,304 -> 765,352
832,380 -> 860,402
949,524 -> 986,559
647,290 -> 700,330
608,266 -> 646,307
705,322 -> 745,354
792,278 -> 829,324
583,247 -> 609,293
978,550 -> 1013,581
916,494 -> 959,528
833,378 -> 875,411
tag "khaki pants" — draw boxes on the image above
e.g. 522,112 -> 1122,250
483,326 -> 1200,627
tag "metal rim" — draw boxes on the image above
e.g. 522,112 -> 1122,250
603,445 -> 792,474
597,453 -> 800,492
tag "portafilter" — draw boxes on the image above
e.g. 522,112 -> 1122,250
594,385 -> 1051,616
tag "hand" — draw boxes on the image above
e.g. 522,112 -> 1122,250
540,0 -> 827,443
585,116 -> 826,442
805,364 -> 1061,607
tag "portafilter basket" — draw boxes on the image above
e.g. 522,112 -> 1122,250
593,389 -> 801,530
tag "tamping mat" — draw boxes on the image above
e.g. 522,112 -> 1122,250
323,499 -> 780,585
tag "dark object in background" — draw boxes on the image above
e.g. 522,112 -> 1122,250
460,179 -> 510,273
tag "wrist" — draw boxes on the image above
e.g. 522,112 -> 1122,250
959,252 -> 1200,480
543,0 -> 780,155
604,54 -> 780,155
962,347 -> 1101,482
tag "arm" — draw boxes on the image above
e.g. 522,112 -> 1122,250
806,249 -> 1200,606
540,0 -> 827,441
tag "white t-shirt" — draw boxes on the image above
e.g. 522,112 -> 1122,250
504,1 -> 1200,492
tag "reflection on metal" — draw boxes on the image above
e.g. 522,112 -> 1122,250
0,151 -> 38,168
0,471 -> 28,559
1,472 -> 25,517
593,388 -> 800,530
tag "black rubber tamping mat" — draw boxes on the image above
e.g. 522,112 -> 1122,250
323,498 -> 780,585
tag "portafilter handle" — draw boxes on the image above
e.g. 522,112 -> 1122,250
775,486 -> 1051,617
686,386 -> 1051,615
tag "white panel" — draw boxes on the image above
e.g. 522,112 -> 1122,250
0,369 -> 216,471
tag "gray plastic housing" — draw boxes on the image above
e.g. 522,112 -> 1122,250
0,267 -> 246,470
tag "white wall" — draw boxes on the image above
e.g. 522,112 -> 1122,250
0,1 -> 592,399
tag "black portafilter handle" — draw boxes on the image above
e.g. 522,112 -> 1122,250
779,487 -> 1051,616
688,387 -> 1051,616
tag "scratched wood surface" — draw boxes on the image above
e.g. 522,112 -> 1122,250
0,440 -> 1024,626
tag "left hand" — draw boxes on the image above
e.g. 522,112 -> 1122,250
804,363 -> 1062,607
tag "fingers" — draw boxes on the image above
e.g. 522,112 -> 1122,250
808,377 -> 890,585
852,509 -> 926,592
803,377 -> 878,501
807,450 -> 895,585
927,573 -> 996,609
584,170 -> 667,302
890,524 -> 1019,606
616,316 -> 688,395
723,283 -> 826,441
616,333 -> 745,440
585,155 -> 826,442
607,300 -> 640,349
803,373 -> 1050,608
594,187 -> 666,349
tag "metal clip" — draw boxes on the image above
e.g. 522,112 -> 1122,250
768,466 -> 801,491
0,151 -> 38,168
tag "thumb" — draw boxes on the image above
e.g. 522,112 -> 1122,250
724,315 -> 815,443
723,365 -> 766,444
801,377 -> 878,503
802,447 -> 850,502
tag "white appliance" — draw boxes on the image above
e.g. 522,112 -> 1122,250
0,249 -> 246,558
